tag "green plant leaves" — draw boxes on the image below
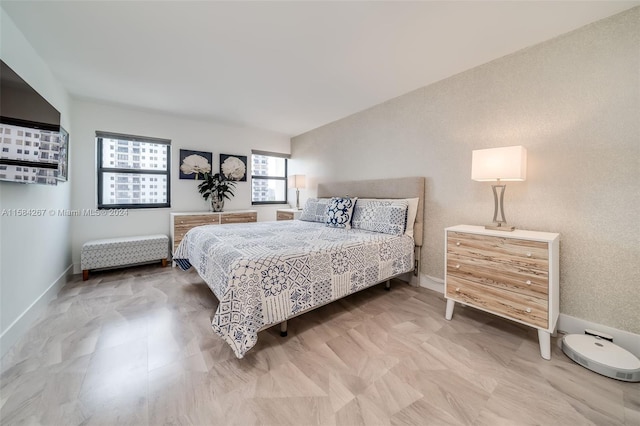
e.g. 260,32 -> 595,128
197,172 -> 236,201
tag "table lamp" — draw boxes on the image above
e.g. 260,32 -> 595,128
471,146 -> 527,231
288,174 -> 306,210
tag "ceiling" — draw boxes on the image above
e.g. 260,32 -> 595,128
2,1 -> 637,136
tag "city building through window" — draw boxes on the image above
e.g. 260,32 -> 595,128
251,150 -> 288,205
96,132 -> 171,209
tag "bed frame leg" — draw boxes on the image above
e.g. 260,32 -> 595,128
385,280 -> 391,291
280,320 -> 288,337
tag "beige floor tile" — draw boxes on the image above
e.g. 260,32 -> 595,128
0,264 -> 637,425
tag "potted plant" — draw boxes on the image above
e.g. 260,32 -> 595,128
197,172 -> 236,212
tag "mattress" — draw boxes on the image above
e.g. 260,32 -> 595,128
174,220 -> 415,358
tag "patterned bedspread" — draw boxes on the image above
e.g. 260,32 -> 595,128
174,220 -> 415,358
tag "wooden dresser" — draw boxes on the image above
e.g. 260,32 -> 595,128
170,210 -> 257,254
276,208 -> 302,221
444,225 -> 559,360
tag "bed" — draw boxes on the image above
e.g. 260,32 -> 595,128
174,176 -> 425,358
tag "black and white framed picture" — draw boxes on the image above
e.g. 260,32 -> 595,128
179,149 -> 212,179
56,127 -> 69,181
220,154 -> 247,181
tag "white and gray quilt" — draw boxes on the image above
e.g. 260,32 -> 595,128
174,220 -> 414,358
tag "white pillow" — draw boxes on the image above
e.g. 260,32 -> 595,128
356,198 -> 419,238
299,198 -> 331,223
351,199 -> 409,236
405,197 -> 419,238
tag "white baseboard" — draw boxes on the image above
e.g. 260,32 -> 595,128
0,264 -> 73,358
419,273 -> 639,358
420,273 -> 444,293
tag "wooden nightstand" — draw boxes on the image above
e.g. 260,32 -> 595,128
444,225 -> 560,360
276,208 -> 302,221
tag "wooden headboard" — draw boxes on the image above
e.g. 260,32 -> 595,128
317,176 -> 426,247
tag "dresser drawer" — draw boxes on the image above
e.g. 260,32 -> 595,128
174,214 -> 220,227
446,254 -> 549,298
448,231 -> 548,265
221,212 -> 257,224
277,211 -> 294,220
446,275 -> 549,328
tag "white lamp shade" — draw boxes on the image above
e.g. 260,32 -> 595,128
288,174 -> 306,189
471,146 -> 527,182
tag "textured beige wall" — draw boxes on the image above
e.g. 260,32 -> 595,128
291,8 -> 639,334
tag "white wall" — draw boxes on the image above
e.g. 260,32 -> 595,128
0,9 -> 73,356
70,100 -> 291,272
292,8 -> 640,335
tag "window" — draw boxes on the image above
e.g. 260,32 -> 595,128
251,150 -> 289,204
97,131 -> 171,209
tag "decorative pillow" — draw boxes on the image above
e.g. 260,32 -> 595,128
325,197 -> 357,229
351,199 -> 409,236
299,198 -> 331,223
404,197 -> 419,238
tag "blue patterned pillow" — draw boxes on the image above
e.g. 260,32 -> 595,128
351,199 -> 409,235
326,197 -> 357,229
299,198 -> 331,223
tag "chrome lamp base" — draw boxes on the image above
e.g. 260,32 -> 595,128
486,182 -> 516,232
484,222 -> 515,232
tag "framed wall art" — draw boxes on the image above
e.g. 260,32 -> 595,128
179,149 -> 212,179
220,154 -> 247,181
